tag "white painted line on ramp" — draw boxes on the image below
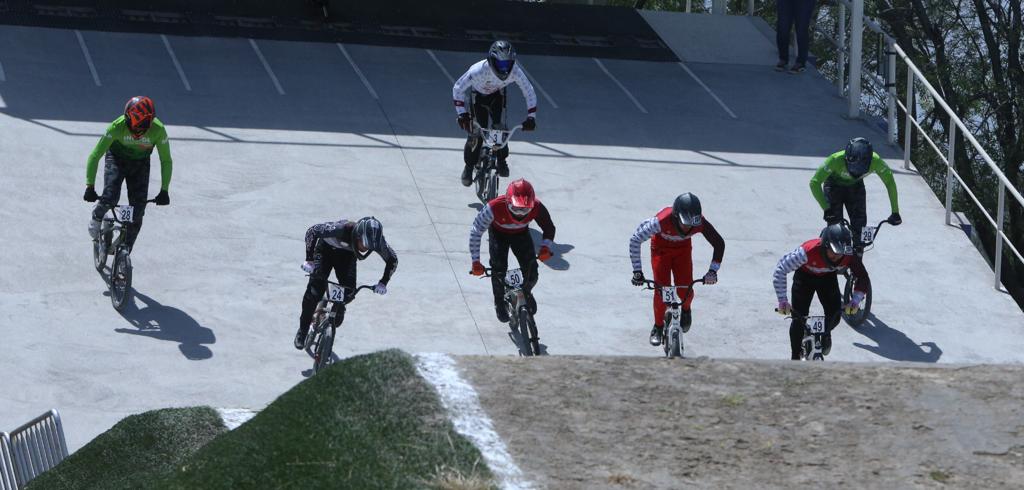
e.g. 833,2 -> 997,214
678,62 -> 737,119
249,39 -> 285,95
161,35 -> 191,91
426,49 -> 455,85
216,408 -> 258,430
337,43 -> 379,100
0,59 -> 6,82
415,353 -> 532,490
518,65 -> 558,110
593,58 -> 648,114
74,30 -> 101,87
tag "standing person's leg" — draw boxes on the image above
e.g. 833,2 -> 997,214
508,231 -> 538,313
297,242 -> 331,347
91,152 -> 127,233
122,157 -> 151,250
775,0 -> 796,68
650,247 -> 671,345
670,245 -> 695,332
488,229 -> 513,321
793,0 -> 816,67
817,273 -> 843,355
847,181 -> 868,251
789,270 -> 816,360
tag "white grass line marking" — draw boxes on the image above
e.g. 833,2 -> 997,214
74,30 -> 101,87
216,408 -> 258,430
415,353 -> 533,490
518,65 -> 558,110
337,43 -> 379,100
678,61 -> 738,119
593,58 -> 647,114
426,49 -> 455,85
249,39 -> 285,95
161,35 -> 191,91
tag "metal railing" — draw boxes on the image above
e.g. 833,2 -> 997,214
1,433 -> 16,490
9,410 -> 68,488
817,0 -> 1024,290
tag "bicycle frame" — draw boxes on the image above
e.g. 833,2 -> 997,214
308,280 -> 374,374
470,121 -> 523,204
782,312 -> 828,361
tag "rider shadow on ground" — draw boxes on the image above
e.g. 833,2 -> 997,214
300,350 -> 342,378
530,228 -> 573,271
851,313 -> 942,363
113,291 -> 216,360
508,330 -> 548,356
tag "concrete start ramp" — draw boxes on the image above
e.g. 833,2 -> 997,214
0,7 -> 1022,455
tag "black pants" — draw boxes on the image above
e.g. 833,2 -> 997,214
299,242 -> 357,333
92,151 -> 151,249
776,0 -> 815,64
488,230 -> 538,309
463,90 -> 509,168
789,269 -> 842,359
824,178 -> 867,247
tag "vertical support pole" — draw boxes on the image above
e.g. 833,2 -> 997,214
903,67 -> 914,170
712,0 -> 726,15
848,0 -> 864,118
995,182 -> 1006,290
945,123 -> 957,225
887,41 -> 897,144
838,2 -> 847,96
686,0 -> 692,13
748,0 -> 755,16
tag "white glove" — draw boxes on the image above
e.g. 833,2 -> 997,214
373,282 -> 387,295
301,261 -> 315,274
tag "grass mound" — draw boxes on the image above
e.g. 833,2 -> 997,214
157,349 -> 493,489
26,407 -> 225,490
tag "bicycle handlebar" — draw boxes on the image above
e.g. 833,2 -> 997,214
640,278 -> 705,304
471,121 -> 523,151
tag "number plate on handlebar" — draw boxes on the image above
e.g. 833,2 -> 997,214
327,283 -> 348,302
861,226 -> 876,244
114,205 -> 134,223
808,316 -> 826,334
505,269 -> 524,288
661,287 -> 680,304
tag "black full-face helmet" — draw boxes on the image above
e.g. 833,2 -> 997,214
845,137 -> 873,178
672,192 -> 703,228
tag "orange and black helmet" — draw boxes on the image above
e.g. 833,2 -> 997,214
124,96 -> 155,135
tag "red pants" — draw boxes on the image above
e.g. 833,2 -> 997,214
651,245 -> 693,325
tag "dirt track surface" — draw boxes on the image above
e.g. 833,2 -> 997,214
457,356 -> 1024,489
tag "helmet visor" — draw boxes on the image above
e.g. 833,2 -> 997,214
827,240 -> 854,256
676,212 -> 701,227
493,59 -> 514,75
509,204 -> 531,217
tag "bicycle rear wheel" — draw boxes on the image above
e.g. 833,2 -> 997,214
667,328 -> 682,358
110,248 -> 133,311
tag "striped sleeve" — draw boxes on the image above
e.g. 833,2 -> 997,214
469,205 -> 495,262
629,217 -> 660,271
512,64 -> 538,116
773,246 -> 807,303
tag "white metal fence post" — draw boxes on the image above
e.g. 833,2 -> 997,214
686,0 -> 692,13
903,67 -> 914,170
945,123 -> 957,225
712,0 -> 726,14
848,0 -> 864,118
837,3 -> 847,96
996,182 -> 1006,290
1,432 -> 16,490
887,43 -> 897,144
747,0 -> 755,15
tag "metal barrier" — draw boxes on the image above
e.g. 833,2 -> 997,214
9,410 -> 68,488
1,432 -> 17,490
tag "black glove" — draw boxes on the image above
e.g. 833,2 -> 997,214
522,117 -> 536,131
631,270 -> 645,286
154,190 -> 170,206
83,186 -> 98,202
823,208 -> 839,224
457,113 -> 472,132
888,212 -> 902,226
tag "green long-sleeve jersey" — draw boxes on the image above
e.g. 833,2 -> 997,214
809,150 -> 899,213
85,116 -> 172,191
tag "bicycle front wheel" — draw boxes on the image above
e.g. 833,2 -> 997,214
517,307 -> 534,356
110,249 -> 133,311
842,276 -> 871,327
667,328 -> 682,358
313,326 -> 335,374
92,238 -> 106,273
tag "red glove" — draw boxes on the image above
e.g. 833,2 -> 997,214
537,246 -> 552,262
471,261 -> 486,276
